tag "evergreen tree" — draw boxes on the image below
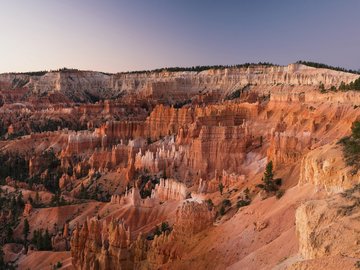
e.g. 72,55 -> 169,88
263,161 -> 274,185
17,192 -> 25,208
78,183 -> 89,199
6,226 -> 13,242
28,195 -> 33,205
43,229 -> 52,250
219,183 -> 224,195
23,219 -> 30,241
351,121 -> 360,139
257,161 -> 281,192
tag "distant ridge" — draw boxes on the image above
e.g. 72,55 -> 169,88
3,61 -> 359,77
4,62 -> 278,76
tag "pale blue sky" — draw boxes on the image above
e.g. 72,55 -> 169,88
0,0 -> 359,73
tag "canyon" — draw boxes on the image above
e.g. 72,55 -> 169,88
0,63 -> 359,270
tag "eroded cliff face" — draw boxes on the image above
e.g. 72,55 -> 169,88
1,63 -> 358,103
1,64 -> 360,270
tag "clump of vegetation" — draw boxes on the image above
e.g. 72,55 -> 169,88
8,71 -> 48,76
225,84 -> 250,101
339,77 -> 360,91
236,188 -> 251,208
173,99 -> 192,108
136,173 -> 160,199
257,161 -> 282,193
319,82 -> 326,93
147,222 -> 172,240
77,183 -> 90,200
275,189 -> 285,199
23,218 -> 30,251
319,77 -> 360,93
219,205 -> 226,216
121,62 -> 277,75
339,121 -> 360,173
31,229 -> 52,251
236,199 -> 250,208
205,199 -> 214,210
50,191 -> 67,207
54,261 -> 63,269
0,152 -> 29,182
218,199 -> 233,216
0,190 -> 25,244
222,199 -> 231,207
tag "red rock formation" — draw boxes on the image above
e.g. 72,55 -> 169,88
52,223 -> 70,251
23,203 -> 32,217
71,218 -> 132,270
151,178 -> 187,201
111,179 -> 187,208
173,201 -> 214,236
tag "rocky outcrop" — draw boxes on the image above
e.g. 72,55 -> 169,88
173,201 -> 214,236
268,129 -> 313,167
299,143 -> 359,193
198,170 -> 246,193
71,218 -> 132,270
23,203 -> 33,217
151,178 -> 187,201
52,223 -> 70,251
111,179 -> 187,207
295,185 -> 360,261
64,131 -> 104,155
88,143 -> 133,171
146,200 -> 214,268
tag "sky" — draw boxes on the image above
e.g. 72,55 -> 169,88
0,0 -> 359,73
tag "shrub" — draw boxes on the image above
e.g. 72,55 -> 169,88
222,199 -> 231,207
219,206 -> 225,216
23,219 -> 30,241
276,190 -> 285,199
236,200 -> 250,208
274,178 -> 282,186
205,199 -> 214,210
148,221 -> 172,240
338,78 -> 360,91
340,121 -> 360,172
